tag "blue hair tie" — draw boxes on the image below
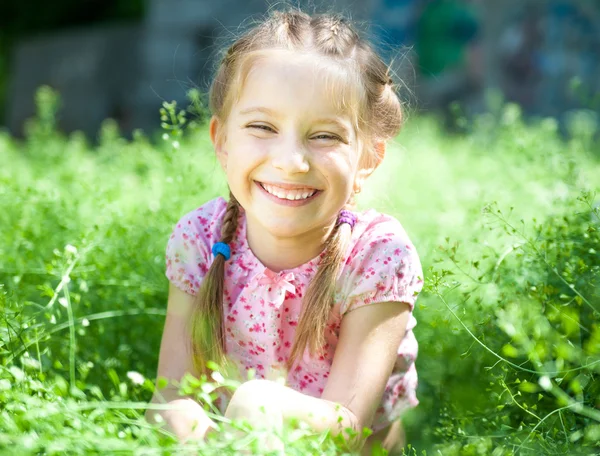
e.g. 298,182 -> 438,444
212,242 -> 231,261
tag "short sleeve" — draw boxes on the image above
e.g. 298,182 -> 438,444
339,215 -> 424,316
165,198 -> 227,296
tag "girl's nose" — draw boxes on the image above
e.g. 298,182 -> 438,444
271,137 -> 310,174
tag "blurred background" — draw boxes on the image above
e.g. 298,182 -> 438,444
1,0 -> 599,139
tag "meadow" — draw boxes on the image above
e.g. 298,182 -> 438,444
1,87 -> 599,455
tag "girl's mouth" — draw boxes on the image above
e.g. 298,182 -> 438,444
255,181 -> 322,206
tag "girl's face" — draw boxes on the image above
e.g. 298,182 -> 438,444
211,51 -> 378,242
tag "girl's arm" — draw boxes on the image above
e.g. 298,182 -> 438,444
224,378 -> 359,448
320,301 -> 411,433
145,283 -> 218,442
224,301 -> 411,452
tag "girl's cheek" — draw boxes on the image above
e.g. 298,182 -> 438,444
248,144 -> 271,161
320,153 -> 352,172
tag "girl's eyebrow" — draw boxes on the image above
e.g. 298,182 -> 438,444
312,118 -> 351,134
239,107 -> 280,117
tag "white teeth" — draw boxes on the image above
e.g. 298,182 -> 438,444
261,183 -> 316,200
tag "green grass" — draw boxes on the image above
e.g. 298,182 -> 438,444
1,88 -> 599,455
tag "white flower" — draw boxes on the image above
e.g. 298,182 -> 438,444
538,375 -> 552,391
58,297 -> 68,308
172,141 -> 180,149
162,133 -> 169,141
82,318 -> 90,327
127,371 -> 145,385
65,244 -> 78,255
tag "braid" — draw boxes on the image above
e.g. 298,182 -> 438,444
189,190 -> 240,376
286,203 -> 356,372
220,191 -> 240,243
310,15 -> 359,56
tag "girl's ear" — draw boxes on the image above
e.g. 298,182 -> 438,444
354,140 -> 386,193
209,116 -> 228,171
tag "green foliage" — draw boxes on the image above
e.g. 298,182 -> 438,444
423,194 -> 599,455
0,87 -> 599,454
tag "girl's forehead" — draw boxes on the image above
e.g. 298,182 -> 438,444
231,50 -> 364,122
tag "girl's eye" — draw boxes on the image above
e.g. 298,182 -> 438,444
248,124 -> 275,132
247,125 -> 342,142
312,134 -> 341,142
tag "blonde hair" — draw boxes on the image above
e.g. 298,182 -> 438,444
190,9 -> 404,377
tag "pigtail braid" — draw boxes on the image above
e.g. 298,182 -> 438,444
286,206 -> 356,371
190,191 -> 240,376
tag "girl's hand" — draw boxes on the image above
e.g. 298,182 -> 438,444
224,380 -> 286,454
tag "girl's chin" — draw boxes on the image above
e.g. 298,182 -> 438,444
258,221 -> 309,238
251,211 -> 339,239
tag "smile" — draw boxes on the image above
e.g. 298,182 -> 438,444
255,181 -> 322,206
260,182 -> 316,200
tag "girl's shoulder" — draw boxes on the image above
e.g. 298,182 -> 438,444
175,196 -> 229,224
351,208 -> 419,254
170,196 -> 229,245
337,208 -> 424,315
164,197 -> 228,295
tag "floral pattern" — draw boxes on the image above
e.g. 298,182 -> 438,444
165,197 -> 424,433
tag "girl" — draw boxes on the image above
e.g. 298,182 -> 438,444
146,8 -> 424,455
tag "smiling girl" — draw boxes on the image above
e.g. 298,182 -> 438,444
146,8 -> 424,455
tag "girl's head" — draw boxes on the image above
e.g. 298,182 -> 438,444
190,9 -> 405,377
209,11 -> 403,217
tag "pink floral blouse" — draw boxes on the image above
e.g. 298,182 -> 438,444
165,197 -> 424,433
